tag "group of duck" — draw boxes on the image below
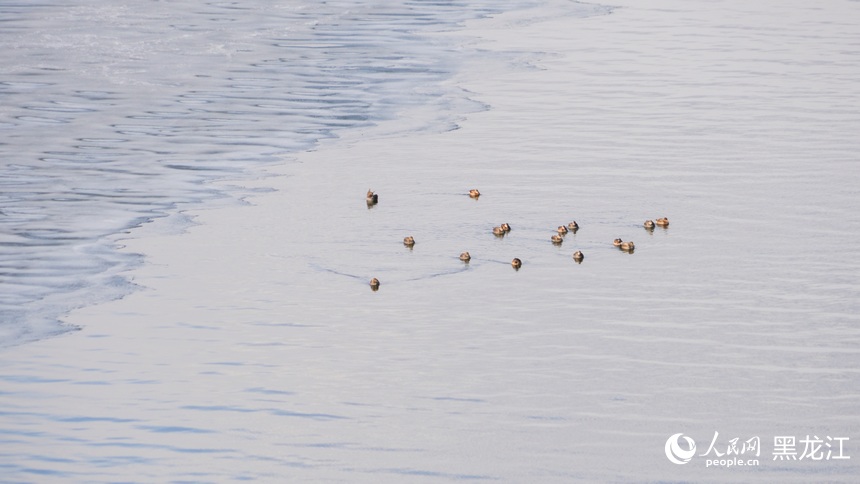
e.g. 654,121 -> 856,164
365,189 -> 668,291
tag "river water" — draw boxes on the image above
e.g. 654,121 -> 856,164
1,0 -> 859,482
0,0 -> 545,346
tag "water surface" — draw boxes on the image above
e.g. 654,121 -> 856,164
1,0 -> 859,482
0,0 -> 539,346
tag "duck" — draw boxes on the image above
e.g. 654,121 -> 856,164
557,225 -> 568,235
403,236 -> 415,247
613,238 -> 623,247
500,223 -> 511,232
551,234 -> 564,244
655,217 -> 669,227
573,250 -> 584,262
620,241 -> 635,251
511,258 -> 522,269
369,278 -> 380,291
366,189 -> 378,204
493,226 -> 506,236
469,189 -> 481,198
459,252 -> 471,262
567,221 -> 579,231
644,219 -> 655,229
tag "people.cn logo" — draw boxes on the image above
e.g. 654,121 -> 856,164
665,433 -> 697,464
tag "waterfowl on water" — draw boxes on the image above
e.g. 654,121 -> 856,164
557,225 -> 568,235
493,226 -> 506,236
511,258 -> 522,269
620,241 -> 635,251
469,189 -> 481,198
403,236 -> 415,247
655,217 -> 669,227
644,220 -> 655,229
500,223 -> 511,232
572,250 -> 584,262
369,278 -> 380,290
551,234 -> 564,244
460,252 -> 471,262
567,221 -> 579,231
613,238 -> 623,247
366,189 -> 378,204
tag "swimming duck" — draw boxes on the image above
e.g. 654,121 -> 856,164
500,223 -> 511,232
369,278 -> 380,291
511,258 -> 522,269
613,238 -> 623,247
493,226 -> 506,236
644,220 -> 655,229
460,252 -> 471,262
403,236 -> 415,247
551,234 -> 564,244
557,225 -> 568,235
573,250 -> 584,262
655,217 -> 669,227
469,189 -> 481,198
620,241 -> 635,251
567,221 -> 579,231
366,189 -> 378,204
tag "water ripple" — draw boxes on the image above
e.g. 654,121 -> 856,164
0,0 -> 542,347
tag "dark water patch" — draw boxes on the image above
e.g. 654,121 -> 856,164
54,415 -> 139,424
247,321 -> 318,328
24,104 -> 96,114
245,387 -> 295,396
90,440 -> 231,454
0,375 -> 70,384
13,115 -> 69,124
425,396 -> 487,403
138,425 -> 215,434
182,404 -> 347,421
18,467 -> 68,477
367,467 -> 499,480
